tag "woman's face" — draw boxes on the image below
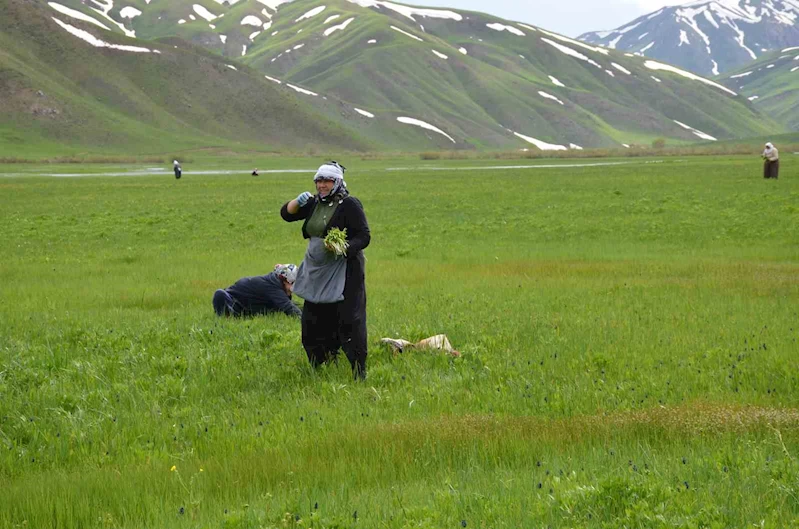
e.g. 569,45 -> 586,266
316,178 -> 335,197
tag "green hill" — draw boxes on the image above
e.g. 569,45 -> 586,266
3,0 -> 789,154
718,48 -> 799,131
0,0 -> 375,156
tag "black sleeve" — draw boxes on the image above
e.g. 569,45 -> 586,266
343,197 -> 370,254
276,296 -> 302,318
281,200 -> 313,222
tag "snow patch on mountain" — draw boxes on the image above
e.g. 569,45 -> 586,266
241,15 -> 262,26
541,38 -> 601,68
390,25 -> 423,41
486,23 -> 525,36
119,6 -> 141,19
88,0 -> 135,38
644,60 -> 736,95
48,2 -> 110,31
256,0 -> 292,10
287,83 -> 318,96
324,17 -> 354,36
398,117 -> 456,143
673,119 -> 717,141
193,4 -> 218,22
296,6 -> 326,23
513,132 -> 567,151
539,28 -> 609,56
611,62 -> 631,75
538,91 -> 564,105
52,17 -> 152,52
346,0 -> 462,22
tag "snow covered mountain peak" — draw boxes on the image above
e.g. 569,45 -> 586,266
580,0 -> 799,76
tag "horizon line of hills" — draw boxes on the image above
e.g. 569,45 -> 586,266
1,0 -> 796,155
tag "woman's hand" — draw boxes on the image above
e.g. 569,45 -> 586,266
297,192 -> 313,207
287,192 -> 313,214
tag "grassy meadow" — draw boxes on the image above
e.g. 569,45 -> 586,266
1,155 -> 798,528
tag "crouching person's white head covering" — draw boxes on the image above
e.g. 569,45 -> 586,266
274,263 -> 298,284
765,142 -> 774,150
313,161 -> 348,200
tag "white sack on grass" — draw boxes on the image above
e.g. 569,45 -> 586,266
380,334 -> 459,356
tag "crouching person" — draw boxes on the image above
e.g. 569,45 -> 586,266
213,264 -> 301,318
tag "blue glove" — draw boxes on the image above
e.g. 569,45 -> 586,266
296,191 -> 313,207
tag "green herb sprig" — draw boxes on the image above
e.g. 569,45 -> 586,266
324,227 -> 349,257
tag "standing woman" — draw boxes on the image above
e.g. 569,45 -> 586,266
281,162 -> 371,379
762,142 -> 779,179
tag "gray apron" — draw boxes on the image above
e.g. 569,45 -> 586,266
293,237 -> 347,304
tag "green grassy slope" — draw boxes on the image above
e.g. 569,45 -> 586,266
42,0 -> 783,151
0,0 -> 375,156
718,49 -> 799,131
239,0 -> 781,149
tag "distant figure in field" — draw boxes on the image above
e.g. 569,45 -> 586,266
213,264 -> 301,318
762,142 -> 779,179
173,160 -> 182,179
252,168 -> 259,176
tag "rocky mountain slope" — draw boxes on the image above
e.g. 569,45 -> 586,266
580,0 -> 799,77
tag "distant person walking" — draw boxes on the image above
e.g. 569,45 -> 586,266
280,161 -> 371,380
762,142 -> 779,179
173,160 -> 182,179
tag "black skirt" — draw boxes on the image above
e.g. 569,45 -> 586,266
764,160 -> 779,179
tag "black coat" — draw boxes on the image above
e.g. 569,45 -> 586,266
226,272 -> 301,317
281,195 -> 370,318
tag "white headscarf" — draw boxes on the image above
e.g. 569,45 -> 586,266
313,161 -> 347,200
274,263 -> 298,284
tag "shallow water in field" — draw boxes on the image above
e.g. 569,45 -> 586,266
0,160 -> 668,178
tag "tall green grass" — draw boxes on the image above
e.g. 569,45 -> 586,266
1,155 -> 798,528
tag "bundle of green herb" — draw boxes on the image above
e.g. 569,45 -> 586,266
324,227 -> 349,257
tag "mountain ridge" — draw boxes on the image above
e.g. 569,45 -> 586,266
1,0 -> 785,154
580,0 -> 799,77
